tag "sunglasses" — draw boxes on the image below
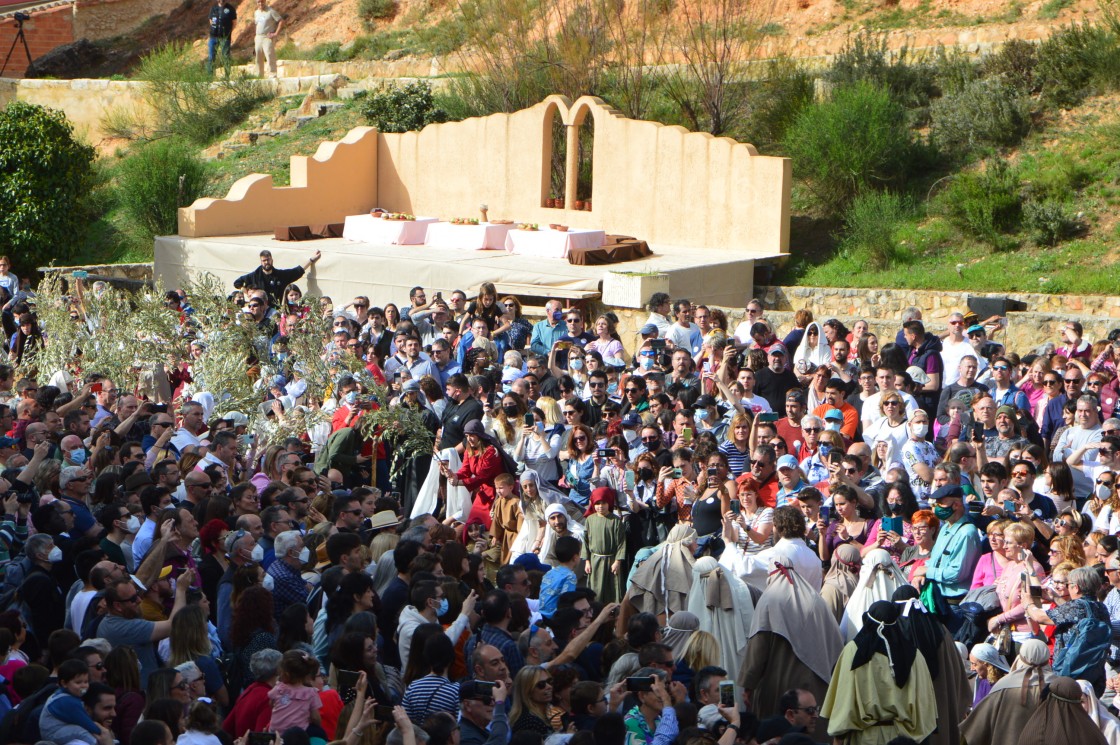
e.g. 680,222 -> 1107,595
1044,380 -> 1060,385
534,679 -> 553,689
993,365 -> 1010,371
641,436 -> 660,443
588,381 -> 605,388
803,427 -> 822,433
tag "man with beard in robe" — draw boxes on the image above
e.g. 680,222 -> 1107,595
739,559 -> 842,743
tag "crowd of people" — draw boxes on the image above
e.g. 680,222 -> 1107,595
2,248 -> 1120,745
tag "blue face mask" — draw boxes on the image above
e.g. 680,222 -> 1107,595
819,443 -> 832,457
569,358 -> 584,371
344,391 -> 358,406
68,449 -> 87,465
607,382 -> 618,395
436,598 -> 449,617
695,409 -> 710,422
502,383 -> 512,394
640,358 -> 654,370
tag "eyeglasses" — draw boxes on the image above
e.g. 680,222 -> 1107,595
793,706 -> 819,715
625,388 -> 642,394
641,436 -> 660,443
1011,470 -> 1031,477
948,320 -> 964,326
1043,379 -> 1060,386
882,401 -> 901,406
345,509 -> 363,515
843,467 -> 858,474
573,436 -> 588,442
92,662 -> 105,670
118,594 -> 141,604
803,427 -> 822,433
563,410 -> 577,416
534,678 -> 553,689
174,681 -> 190,690
1064,378 -> 1083,384
588,381 -> 605,388
993,365 -> 1010,371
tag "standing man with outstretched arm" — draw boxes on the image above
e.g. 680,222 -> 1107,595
233,249 -> 321,305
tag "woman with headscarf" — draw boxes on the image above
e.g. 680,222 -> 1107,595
581,487 -> 626,604
509,471 -> 555,561
1078,679 -> 1120,745
892,585 -> 971,745
1016,676 -> 1107,745
839,548 -> 909,642
740,560 -> 843,744
660,611 -> 700,687
960,638 -> 1055,745
442,419 -> 506,530
969,643 -> 1010,707
687,556 -> 754,684
627,523 -> 698,620
820,543 -> 862,623
793,321 -> 829,374
821,600 -> 937,745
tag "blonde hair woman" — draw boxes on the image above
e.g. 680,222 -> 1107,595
680,630 -> 720,672
509,665 -> 558,736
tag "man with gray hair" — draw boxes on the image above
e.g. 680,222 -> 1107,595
798,415 -> 828,483
1054,394 -> 1104,497
19,533 -> 66,643
218,530 -> 261,648
59,466 -> 99,537
265,530 -> 310,621
171,400 -> 207,452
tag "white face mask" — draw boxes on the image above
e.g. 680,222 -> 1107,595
911,423 -> 929,439
125,516 -> 141,534
251,544 -> 264,562
1096,483 -> 1112,499
47,546 -> 62,563
826,421 -> 842,433
261,574 -> 275,591
297,546 -> 310,563
623,429 -> 639,444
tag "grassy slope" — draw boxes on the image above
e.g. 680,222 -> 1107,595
774,92 -> 1120,293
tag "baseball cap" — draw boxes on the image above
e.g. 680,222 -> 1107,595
776,454 -> 799,470
824,408 -> 844,421
639,324 -> 658,336
695,394 -> 717,409
768,343 -> 788,356
967,324 -> 985,336
621,413 -> 642,428
402,379 -> 421,394
995,404 -> 1016,418
931,484 -> 964,502
906,365 -> 931,385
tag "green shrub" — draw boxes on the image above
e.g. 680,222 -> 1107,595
1038,0 -> 1071,20
930,77 -> 1032,153
0,101 -> 97,273
115,138 -> 211,240
942,158 -> 1022,245
840,191 -> 914,269
931,47 -> 978,97
783,81 -> 917,214
826,32 -> 938,113
1022,197 -> 1079,245
358,0 -> 397,24
979,39 -> 1039,94
357,81 -> 449,133
1036,23 -> 1120,108
740,57 -> 815,150
131,42 -> 272,145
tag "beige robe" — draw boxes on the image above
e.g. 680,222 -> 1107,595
740,631 -> 831,743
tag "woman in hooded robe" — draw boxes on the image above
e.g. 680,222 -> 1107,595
839,548 -> 909,642
739,560 -> 843,743
969,643 -> 1010,707
821,600 -> 937,745
892,585 -> 971,745
960,638 -> 1055,745
626,523 -> 698,621
581,487 -> 626,604
820,543 -> 862,623
793,321 -> 830,373
1078,679 -> 1120,745
538,503 -> 585,567
687,556 -> 755,684
660,611 -> 700,687
1015,676 -> 1107,745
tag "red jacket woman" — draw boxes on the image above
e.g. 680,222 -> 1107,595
446,419 -> 505,529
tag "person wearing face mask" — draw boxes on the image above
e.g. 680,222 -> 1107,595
900,411 -> 938,501
19,533 -> 68,645
217,530 -> 258,649
60,434 -> 89,468
264,530 -> 311,621
911,485 -> 982,605
397,579 -> 477,672
97,504 -> 140,569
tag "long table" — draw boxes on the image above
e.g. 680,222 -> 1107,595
342,214 -> 437,245
423,221 -> 515,250
504,227 -> 606,259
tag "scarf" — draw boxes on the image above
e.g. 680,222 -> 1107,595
850,600 -> 917,688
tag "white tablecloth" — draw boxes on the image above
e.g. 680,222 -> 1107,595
342,214 -> 437,245
423,222 -> 515,250
504,228 -> 606,259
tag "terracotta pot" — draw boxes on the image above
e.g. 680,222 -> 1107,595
546,198 -> 555,208
584,200 -> 592,211
556,198 -> 565,209
574,200 -> 585,210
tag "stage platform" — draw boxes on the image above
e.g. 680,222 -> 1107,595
154,231 -> 783,309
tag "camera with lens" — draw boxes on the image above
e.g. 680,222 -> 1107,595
14,12 -> 30,22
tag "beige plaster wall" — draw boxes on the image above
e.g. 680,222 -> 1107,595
2,78 -> 151,145
179,126 -> 380,236
177,95 -> 790,255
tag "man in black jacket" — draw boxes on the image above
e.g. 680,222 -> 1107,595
207,0 -> 238,73
232,249 -> 321,305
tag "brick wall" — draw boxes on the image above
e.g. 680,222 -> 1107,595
0,5 -> 75,78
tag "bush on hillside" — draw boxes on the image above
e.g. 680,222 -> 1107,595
941,158 -> 1022,246
826,32 -> 937,113
783,81 -> 916,214
128,42 -> 272,145
979,39 -> 1039,94
0,101 -> 97,273
740,57 -> 815,150
840,191 -> 914,269
358,0 -> 397,25
356,80 -> 449,133
115,138 -> 212,240
1035,23 -> 1120,108
930,77 -> 1032,153
1023,197 -> 1080,245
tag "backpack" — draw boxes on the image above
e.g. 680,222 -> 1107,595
1053,598 -> 1111,681
0,556 -> 32,613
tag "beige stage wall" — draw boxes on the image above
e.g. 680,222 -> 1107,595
178,95 -> 791,258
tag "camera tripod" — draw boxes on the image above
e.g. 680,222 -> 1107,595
1,14 -> 33,78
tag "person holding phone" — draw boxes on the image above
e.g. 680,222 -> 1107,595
817,485 -> 868,564
989,523 -> 1047,645
725,475 -> 773,555
622,671 -> 678,745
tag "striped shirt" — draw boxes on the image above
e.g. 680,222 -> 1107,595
402,674 -> 459,723
718,440 -> 751,476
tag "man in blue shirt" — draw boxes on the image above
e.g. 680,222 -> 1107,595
464,590 -> 526,677
429,338 -> 460,388
915,484 -> 981,603
530,300 -> 565,356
